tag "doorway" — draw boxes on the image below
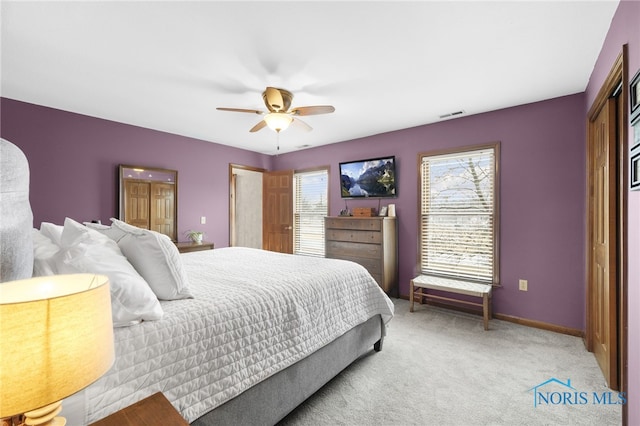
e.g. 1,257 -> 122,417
229,164 -> 264,248
229,164 -> 296,254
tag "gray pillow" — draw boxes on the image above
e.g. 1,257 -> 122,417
0,138 -> 34,282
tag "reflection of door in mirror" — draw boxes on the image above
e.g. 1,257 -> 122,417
120,165 -> 177,241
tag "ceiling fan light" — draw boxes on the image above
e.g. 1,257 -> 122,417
264,113 -> 293,132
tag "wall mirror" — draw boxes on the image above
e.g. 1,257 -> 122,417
119,165 -> 178,241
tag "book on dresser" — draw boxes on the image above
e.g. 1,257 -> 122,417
324,216 -> 398,296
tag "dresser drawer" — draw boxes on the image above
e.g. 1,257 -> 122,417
326,240 -> 381,259
326,229 -> 382,244
325,218 -> 381,231
327,254 -> 381,274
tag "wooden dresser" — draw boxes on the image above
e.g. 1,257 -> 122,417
325,216 -> 398,296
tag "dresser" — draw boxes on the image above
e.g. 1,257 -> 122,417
324,216 -> 398,296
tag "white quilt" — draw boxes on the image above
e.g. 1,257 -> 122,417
80,247 -> 394,423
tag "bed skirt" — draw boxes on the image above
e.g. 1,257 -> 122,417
191,314 -> 385,426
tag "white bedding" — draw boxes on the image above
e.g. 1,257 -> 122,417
77,247 -> 394,423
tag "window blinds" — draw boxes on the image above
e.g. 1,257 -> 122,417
294,169 -> 328,257
420,147 -> 496,283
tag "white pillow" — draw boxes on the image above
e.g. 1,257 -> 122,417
109,218 -> 192,300
55,217 -> 164,327
32,229 -> 60,276
84,221 -> 127,242
40,222 -> 63,246
82,221 -> 109,230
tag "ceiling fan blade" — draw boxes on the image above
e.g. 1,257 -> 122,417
217,107 -> 264,115
292,117 -> 312,132
249,120 -> 268,132
290,105 -> 335,116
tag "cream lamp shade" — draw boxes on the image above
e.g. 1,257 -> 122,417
264,112 -> 293,132
0,274 -> 114,424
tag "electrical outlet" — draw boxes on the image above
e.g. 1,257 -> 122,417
200,216 -> 206,225
519,279 -> 528,291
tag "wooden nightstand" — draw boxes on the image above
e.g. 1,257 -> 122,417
89,392 -> 188,426
175,241 -> 214,253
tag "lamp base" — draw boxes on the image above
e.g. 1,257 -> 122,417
0,415 -> 65,426
23,401 -> 66,426
25,418 -> 65,426
1,417 -> 20,426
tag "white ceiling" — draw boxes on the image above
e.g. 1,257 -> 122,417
1,1 -> 619,155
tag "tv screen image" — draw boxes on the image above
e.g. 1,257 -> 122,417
339,156 -> 397,198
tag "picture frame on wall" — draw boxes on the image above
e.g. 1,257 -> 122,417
631,68 -> 640,125
630,144 -> 640,191
629,68 -> 640,190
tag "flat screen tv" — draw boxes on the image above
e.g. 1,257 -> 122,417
339,156 -> 397,198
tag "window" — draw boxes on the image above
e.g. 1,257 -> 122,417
294,168 -> 329,257
419,144 -> 499,284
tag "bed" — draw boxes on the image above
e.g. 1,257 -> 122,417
0,138 -> 395,425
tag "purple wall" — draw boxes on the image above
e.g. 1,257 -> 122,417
1,94 -> 588,331
0,98 -> 272,247
274,94 -> 587,331
585,1 -> 640,423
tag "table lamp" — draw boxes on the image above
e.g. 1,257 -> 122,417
0,274 -> 114,426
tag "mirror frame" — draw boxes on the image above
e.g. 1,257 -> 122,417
119,164 -> 178,241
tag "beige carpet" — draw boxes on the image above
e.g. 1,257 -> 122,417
279,298 -> 622,426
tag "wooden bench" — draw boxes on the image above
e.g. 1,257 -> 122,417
410,275 -> 493,330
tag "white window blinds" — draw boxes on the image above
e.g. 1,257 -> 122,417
294,168 -> 328,257
419,146 -> 498,283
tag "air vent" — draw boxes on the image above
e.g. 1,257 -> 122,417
296,144 -> 312,149
439,110 -> 466,120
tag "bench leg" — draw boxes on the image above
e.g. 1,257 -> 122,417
488,293 -> 492,323
409,280 -> 414,312
483,293 -> 489,330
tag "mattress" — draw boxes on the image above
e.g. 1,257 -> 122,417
75,247 -> 394,423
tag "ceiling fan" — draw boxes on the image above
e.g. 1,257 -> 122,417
217,87 -> 335,133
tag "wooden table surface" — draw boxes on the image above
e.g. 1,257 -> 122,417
88,392 -> 188,426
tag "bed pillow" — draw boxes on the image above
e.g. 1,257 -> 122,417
55,217 -> 164,327
84,221 -> 127,242
40,222 -> 64,246
32,228 -> 60,276
83,221 -> 109,230
109,218 -> 192,300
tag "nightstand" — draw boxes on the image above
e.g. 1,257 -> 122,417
88,392 -> 188,426
175,241 -> 214,253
